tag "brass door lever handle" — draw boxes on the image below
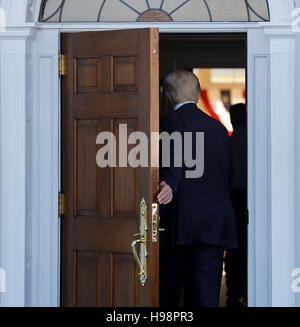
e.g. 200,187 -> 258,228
131,238 -> 145,274
131,197 -> 148,287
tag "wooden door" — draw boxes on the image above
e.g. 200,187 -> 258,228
61,29 -> 159,307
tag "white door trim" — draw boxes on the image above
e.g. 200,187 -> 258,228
31,23 -> 295,308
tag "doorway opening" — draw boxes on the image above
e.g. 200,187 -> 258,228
159,33 -> 248,307
59,30 -> 248,307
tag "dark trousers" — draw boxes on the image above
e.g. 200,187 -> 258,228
224,188 -> 247,305
160,244 -> 224,307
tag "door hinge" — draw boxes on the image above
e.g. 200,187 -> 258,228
58,192 -> 66,217
59,53 -> 66,77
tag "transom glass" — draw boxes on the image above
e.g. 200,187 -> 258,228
39,0 -> 270,23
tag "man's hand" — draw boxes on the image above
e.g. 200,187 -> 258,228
157,181 -> 173,205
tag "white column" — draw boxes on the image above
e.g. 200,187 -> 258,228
294,0 -> 300,309
247,28 -> 272,307
0,27 -> 34,307
265,27 -> 296,307
31,29 -> 60,307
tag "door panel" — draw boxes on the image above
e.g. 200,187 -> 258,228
61,29 -> 159,307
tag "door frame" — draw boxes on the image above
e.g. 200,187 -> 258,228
28,19 -> 295,308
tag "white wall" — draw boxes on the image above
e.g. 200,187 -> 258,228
0,0 -> 2,307
0,0 -> 36,307
293,0 -> 300,307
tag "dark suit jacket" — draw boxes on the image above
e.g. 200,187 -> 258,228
159,103 -> 238,250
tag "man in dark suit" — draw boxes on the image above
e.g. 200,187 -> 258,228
224,103 -> 247,307
158,71 -> 238,307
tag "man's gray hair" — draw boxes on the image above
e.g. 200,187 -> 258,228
163,70 -> 201,107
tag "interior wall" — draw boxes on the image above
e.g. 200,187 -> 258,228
194,68 -> 245,132
159,35 -> 246,115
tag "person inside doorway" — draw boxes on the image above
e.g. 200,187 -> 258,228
224,103 -> 247,307
158,70 -> 238,307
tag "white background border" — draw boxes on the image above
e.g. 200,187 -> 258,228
0,0 -> 297,307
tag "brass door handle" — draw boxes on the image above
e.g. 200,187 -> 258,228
131,239 -> 143,267
131,238 -> 146,285
131,198 -> 148,287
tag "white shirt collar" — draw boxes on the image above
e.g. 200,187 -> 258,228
174,101 -> 196,111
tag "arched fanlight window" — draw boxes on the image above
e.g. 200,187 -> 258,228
39,0 -> 270,23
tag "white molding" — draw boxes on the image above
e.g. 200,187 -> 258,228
247,29 -> 272,307
264,31 -> 296,307
294,16 -> 300,307
36,22 -> 264,32
268,0 -> 295,23
0,36 -> 31,307
31,29 -> 60,307
0,26 -> 35,39
28,0 -> 42,23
